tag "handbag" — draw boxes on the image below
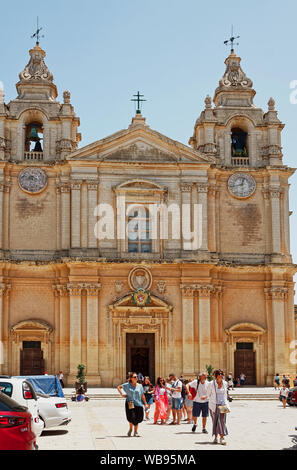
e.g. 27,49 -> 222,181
214,381 -> 231,414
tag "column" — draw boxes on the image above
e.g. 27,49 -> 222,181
86,283 -> 101,384
56,185 -> 61,251
87,182 -> 99,249
67,283 -> 82,380
58,286 -> 69,382
0,284 -> 5,374
264,287 -> 274,384
0,284 -> 10,374
269,187 -> 281,255
180,285 -> 195,376
71,182 -> 81,248
197,183 -> 209,253
198,285 -> 213,371
60,183 -> 70,250
208,184 -> 217,253
270,287 -> 287,373
81,183 -> 88,248
181,183 -> 192,250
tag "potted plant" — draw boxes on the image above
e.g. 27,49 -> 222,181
75,364 -> 88,394
205,364 -> 214,381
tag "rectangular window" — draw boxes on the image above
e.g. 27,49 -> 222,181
127,206 -> 152,253
236,342 -> 253,350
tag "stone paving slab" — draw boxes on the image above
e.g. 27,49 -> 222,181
38,399 -> 297,451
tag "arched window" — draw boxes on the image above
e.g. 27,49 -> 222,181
24,123 -> 43,160
127,206 -> 152,253
231,127 -> 249,166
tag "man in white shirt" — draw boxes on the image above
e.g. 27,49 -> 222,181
167,373 -> 182,425
186,372 -> 209,433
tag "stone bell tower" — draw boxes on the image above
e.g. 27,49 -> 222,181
189,50 -> 284,168
0,42 -> 81,162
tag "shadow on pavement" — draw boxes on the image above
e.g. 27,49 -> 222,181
41,429 -> 69,437
282,435 -> 297,450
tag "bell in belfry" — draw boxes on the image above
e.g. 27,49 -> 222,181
33,140 -> 43,152
29,125 -> 40,142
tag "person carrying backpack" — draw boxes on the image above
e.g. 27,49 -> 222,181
186,371 -> 209,434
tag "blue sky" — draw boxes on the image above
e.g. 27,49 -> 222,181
1,0 -> 297,296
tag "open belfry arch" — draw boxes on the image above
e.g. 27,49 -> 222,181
0,38 -> 295,386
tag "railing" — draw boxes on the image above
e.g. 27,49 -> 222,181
24,152 -> 43,161
232,156 -> 249,166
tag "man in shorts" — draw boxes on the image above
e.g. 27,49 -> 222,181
186,371 -> 209,433
167,373 -> 182,425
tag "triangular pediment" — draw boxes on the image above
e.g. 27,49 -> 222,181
67,118 -> 214,165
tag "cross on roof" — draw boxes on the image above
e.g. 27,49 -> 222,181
223,25 -> 240,53
31,17 -> 44,45
131,91 -> 146,115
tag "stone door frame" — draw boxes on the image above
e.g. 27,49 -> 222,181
10,319 -> 53,376
225,322 -> 266,386
109,294 -> 172,386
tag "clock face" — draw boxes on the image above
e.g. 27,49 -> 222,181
18,168 -> 48,194
228,173 -> 256,199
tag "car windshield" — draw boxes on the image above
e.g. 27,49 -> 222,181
0,391 -> 28,412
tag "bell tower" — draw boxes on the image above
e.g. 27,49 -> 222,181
189,50 -> 284,168
0,42 -> 81,162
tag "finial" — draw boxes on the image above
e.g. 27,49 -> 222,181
31,16 -> 44,45
131,91 -> 146,115
223,25 -> 240,54
268,97 -> 275,111
63,90 -> 71,104
205,95 -> 212,109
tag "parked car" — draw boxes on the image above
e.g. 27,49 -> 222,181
0,391 -> 37,450
14,375 -> 71,429
287,387 -> 297,406
0,378 -> 44,437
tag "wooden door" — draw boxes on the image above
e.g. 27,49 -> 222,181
131,348 -> 149,377
20,348 -> 44,375
234,350 -> 256,385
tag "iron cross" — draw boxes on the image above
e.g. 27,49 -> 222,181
31,17 -> 44,45
131,91 -> 146,114
224,25 -> 240,53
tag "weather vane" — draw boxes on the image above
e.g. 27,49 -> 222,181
224,25 -> 240,53
131,91 -> 146,115
31,17 -> 44,45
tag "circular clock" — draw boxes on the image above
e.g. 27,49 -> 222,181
228,173 -> 256,199
18,167 -> 48,194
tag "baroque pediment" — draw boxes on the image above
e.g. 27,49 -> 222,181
67,117 -> 214,165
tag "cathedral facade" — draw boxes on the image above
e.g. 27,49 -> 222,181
0,43 -> 296,386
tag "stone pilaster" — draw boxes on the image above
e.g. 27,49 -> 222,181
60,183 -> 71,250
86,283 -> 101,385
266,286 -> 288,374
67,283 -> 82,380
269,187 -> 282,260
87,181 -> 99,249
181,183 -> 192,250
70,182 -> 82,248
0,283 -> 11,374
180,284 -> 195,376
197,285 -> 213,371
197,183 -> 209,254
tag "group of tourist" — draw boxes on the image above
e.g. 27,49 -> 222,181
117,369 -> 233,445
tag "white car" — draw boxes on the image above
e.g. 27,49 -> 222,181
36,392 -> 71,429
0,377 -> 44,437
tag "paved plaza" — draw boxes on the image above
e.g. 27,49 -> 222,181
38,398 -> 297,451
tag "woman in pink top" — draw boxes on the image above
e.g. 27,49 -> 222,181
154,377 -> 168,424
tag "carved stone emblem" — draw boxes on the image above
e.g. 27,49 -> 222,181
128,266 -> 152,291
18,167 -> 48,194
227,173 -> 256,199
157,280 -> 166,295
